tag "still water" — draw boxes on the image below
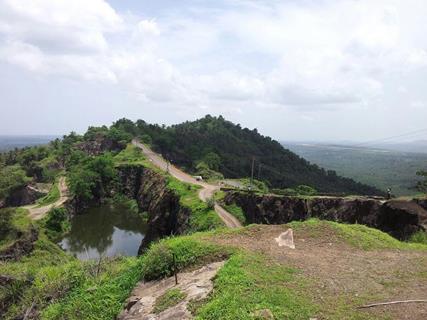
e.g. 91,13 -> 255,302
59,204 -> 147,260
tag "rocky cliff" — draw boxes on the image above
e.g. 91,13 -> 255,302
117,164 -> 191,253
224,192 -> 427,240
1,185 -> 46,208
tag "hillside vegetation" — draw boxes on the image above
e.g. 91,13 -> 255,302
114,116 -> 382,195
1,116 -> 384,203
2,206 -> 426,319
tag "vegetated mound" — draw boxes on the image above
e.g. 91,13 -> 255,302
119,220 -> 427,320
128,115 -> 383,195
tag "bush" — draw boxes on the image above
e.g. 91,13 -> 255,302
295,185 -> 317,196
271,188 -> 297,196
410,231 -> 427,244
141,236 -> 230,281
0,165 -> 30,200
0,208 -> 14,240
140,134 -> 153,145
45,207 -> 70,239
206,197 -> 215,209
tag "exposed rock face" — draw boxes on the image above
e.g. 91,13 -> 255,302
76,135 -> 125,156
118,261 -> 225,320
0,228 -> 38,261
224,192 -> 427,240
3,185 -> 46,208
117,164 -> 191,254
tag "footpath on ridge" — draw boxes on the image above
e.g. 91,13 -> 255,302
132,139 -> 241,228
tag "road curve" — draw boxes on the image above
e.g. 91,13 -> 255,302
25,176 -> 69,220
132,139 -> 241,228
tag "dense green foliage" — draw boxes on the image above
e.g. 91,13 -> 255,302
0,165 -> 30,200
43,207 -> 70,240
0,208 -> 14,241
140,235 -> 231,281
67,154 -> 117,206
166,177 -> 224,231
112,115 -> 382,195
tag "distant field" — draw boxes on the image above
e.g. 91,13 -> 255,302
283,143 -> 427,196
0,135 -> 58,151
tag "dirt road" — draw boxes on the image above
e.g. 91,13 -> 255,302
25,176 -> 69,220
132,140 -> 241,228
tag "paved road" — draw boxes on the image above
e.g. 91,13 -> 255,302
132,140 -> 241,228
25,176 -> 69,220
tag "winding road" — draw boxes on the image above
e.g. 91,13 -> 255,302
132,140 -> 241,228
25,176 -> 69,220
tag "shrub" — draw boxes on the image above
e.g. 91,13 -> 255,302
410,230 -> 427,244
295,185 -> 317,196
141,236 -> 230,281
44,207 -> 70,239
206,197 -> 215,209
0,208 -> 14,240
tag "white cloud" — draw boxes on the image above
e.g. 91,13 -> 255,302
137,19 -> 160,36
0,0 -> 427,128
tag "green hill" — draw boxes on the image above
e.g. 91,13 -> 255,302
121,115 -> 382,195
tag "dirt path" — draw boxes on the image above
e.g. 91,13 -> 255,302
205,224 -> 427,320
132,140 -> 241,228
25,176 -> 69,220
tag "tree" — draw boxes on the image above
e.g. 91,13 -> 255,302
0,165 -> 30,200
202,152 -> 221,171
416,171 -> 427,193
45,207 -> 68,233
68,167 -> 97,203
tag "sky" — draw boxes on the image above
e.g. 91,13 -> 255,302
0,0 -> 427,142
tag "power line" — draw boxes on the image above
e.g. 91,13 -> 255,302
352,128 -> 427,147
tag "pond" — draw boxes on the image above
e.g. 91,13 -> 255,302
59,204 -> 147,260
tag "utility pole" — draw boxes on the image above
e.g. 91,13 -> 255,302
250,157 -> 255,190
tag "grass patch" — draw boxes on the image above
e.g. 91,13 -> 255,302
114,144 -> 159,172
141,234 -> 231,281
0,207 -> 32,250
167,177 -> 224,232
41,257 -> 142,320
37,181 -> 60,207
289,219 -> 427,250
222,203 -> 246,225
409,230 -> 427,244
193,252 -> 316,320
154,288 -> 186,314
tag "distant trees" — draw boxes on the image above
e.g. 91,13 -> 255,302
0,115 -> 384,198
416,171 -> 427,193
128,115 -> 382,195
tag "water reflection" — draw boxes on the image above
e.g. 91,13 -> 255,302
60,204 -> 147,260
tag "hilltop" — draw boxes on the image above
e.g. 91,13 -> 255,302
116,115 -> 383,195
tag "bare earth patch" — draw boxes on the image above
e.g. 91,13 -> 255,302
204,224 -> 427,320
